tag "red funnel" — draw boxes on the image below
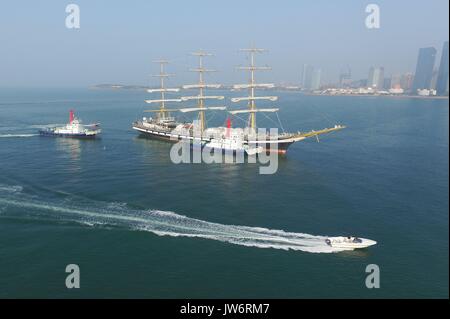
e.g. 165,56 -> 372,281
69,110 -> 74,123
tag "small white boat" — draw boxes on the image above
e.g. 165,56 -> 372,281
325,236 -> 377,249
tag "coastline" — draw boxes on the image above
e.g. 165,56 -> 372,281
303,93 -> 449,100
90,84 -> 449,100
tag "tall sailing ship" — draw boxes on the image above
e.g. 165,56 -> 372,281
133,49 -> 345,154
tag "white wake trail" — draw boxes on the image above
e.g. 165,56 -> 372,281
0,123 -> 64,138
0,185 -> 348,253
0,134 -> 38,138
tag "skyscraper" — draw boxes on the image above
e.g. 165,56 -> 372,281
301,64 -> 315,90
390,74 -> 402,89
400,72 -> 414,91
377,67 -> 385,90
430,69 -> 439,90
311,69 -> 322,90
339,65 -> 352,88
368,66 -> 385,90
383,77 -> 391,90
436,41 -> 449,95
412,47 -> 437,92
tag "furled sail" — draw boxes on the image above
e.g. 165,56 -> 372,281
178,107 -> 227,113
181,95 -> 225,101
229,108 -> 279,115
182,84 -> 221,89
145,107 -> 226,113
231,96 -> 278,103
144,109 -> 179,113
145,99 -> 183,104
232,83 -> 274,89
147,88 -> 180,93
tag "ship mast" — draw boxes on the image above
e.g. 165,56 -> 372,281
232,48 -> 278,131
144,60 -> 182,120
181,51 -> 225,134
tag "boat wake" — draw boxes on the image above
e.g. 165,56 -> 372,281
0,185 -> 23,193
0,133 -> 38,138
0,184 -> 348,253
0,124 -> 64,138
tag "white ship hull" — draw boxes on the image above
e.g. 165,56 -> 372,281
133,121 -> 304,153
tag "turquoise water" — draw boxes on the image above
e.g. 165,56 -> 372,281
0,88 -> 448,298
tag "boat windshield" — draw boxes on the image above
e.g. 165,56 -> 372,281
353,237 -> 362,243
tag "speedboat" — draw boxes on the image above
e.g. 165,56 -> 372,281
325,236 -> 377,249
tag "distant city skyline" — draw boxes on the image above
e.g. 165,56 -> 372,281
0,0 -> 448,87
302,42 -> 449,96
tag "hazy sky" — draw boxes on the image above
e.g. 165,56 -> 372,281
0,0 -> 448,87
